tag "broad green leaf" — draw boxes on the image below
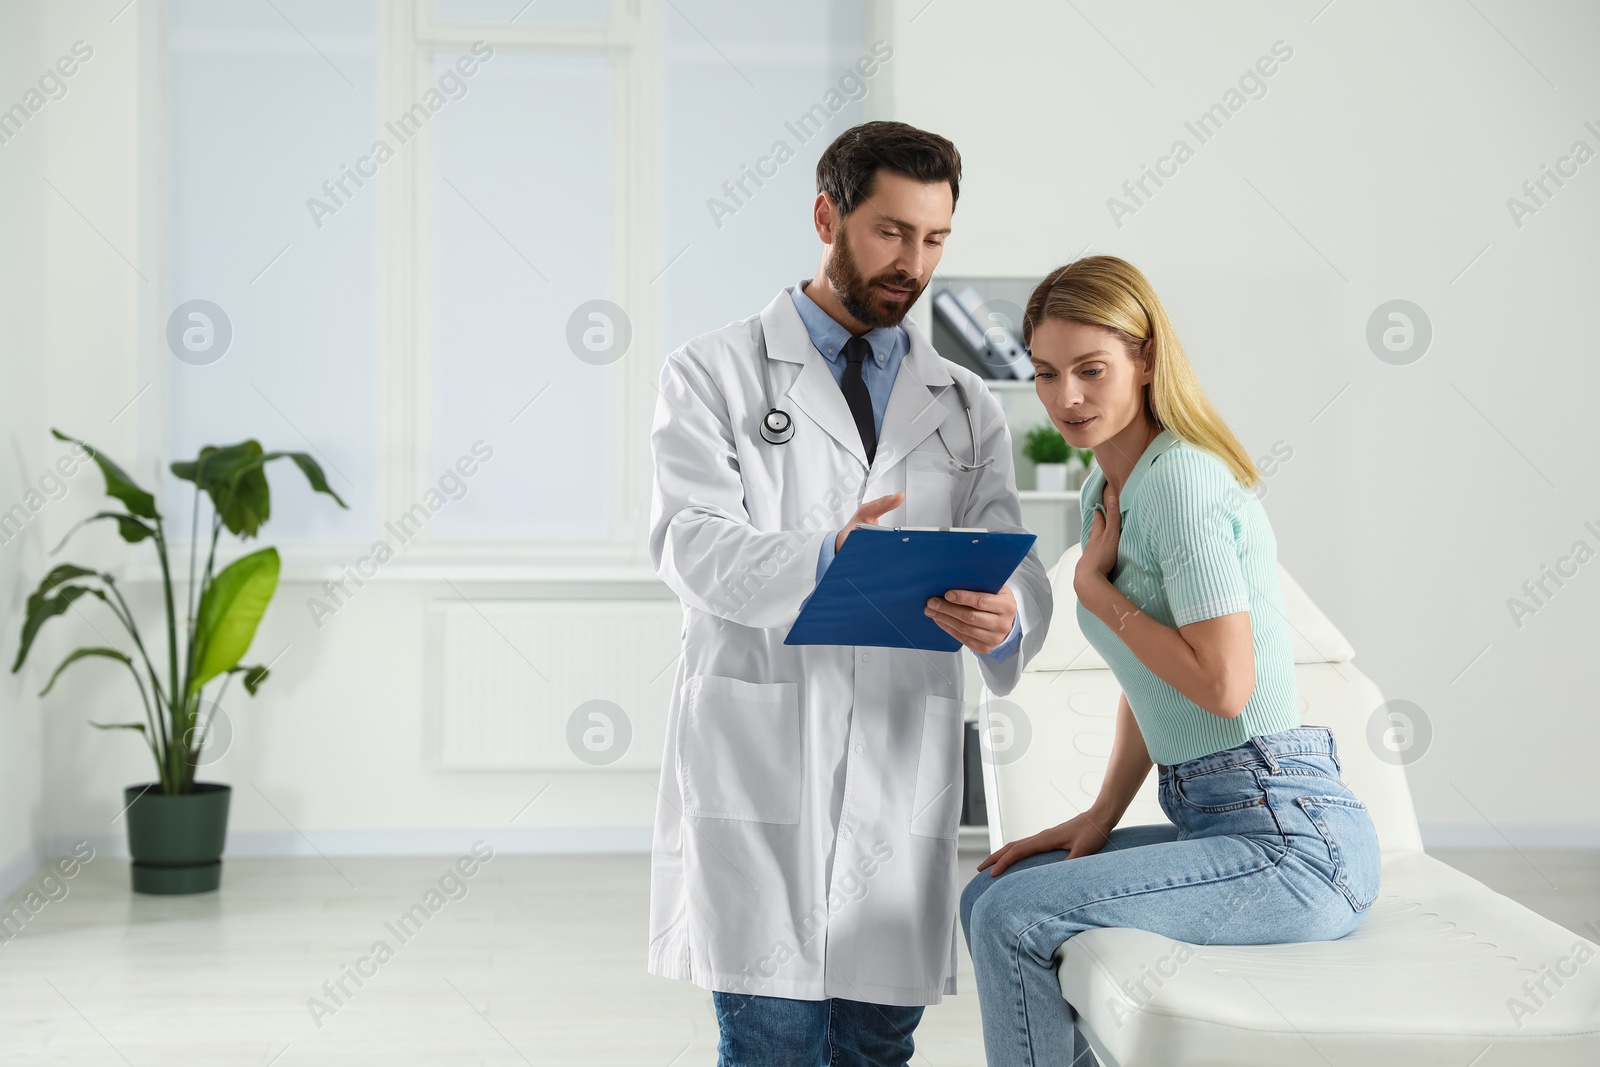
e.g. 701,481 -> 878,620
39,646 -> 133,696
215,462 -> 271,537
173,441 -> 267,535
114,514 -> 154,543
172,443 -> 345,538
189,547 -> 279,698
33,564 -> 97,595
48,511 -> 156,554
170,441 -> 261,489
13,584 -> 104,673
278,452 -> 347,509
51,429 -> 157,520
222,451 -> 348,537
229,663 -> 270,695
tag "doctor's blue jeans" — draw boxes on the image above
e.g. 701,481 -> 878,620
711,991 -> 923,1067
960,726 -> 1381,1067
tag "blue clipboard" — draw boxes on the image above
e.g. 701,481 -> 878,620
785,526 -> 1036,652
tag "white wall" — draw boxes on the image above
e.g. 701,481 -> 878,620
890,0 -> 1600,843
29,0 -> 916,862
20,0 -> 1598,861
0,3 -> 51,897
27,1 -> 746,860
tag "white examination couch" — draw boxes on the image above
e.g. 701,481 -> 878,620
978,543 -> 1600,1066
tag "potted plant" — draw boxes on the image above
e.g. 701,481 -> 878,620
12,429 -> 346,894
1023,423 -> 1071,491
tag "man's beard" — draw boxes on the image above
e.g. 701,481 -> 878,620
824,225 -> 925,330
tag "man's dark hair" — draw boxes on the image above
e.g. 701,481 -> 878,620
815,121 -> 962,217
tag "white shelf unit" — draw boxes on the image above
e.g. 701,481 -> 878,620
1017,488 -> 1080,578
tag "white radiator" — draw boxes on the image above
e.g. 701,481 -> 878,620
426,598 -> 683,771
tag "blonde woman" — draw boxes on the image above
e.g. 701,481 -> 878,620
959,256 -> 1381,1066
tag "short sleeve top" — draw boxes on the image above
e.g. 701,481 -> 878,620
1075,429 -> 1299,765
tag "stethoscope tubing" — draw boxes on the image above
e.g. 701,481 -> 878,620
755,320 -> 990,471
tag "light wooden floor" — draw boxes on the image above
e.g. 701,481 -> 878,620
1,847 -> 1595,1065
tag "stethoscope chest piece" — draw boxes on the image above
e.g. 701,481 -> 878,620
751,314 -> 987,468
759,407 -> 794,445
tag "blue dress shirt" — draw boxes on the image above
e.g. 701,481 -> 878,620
789,279 -> 1022,663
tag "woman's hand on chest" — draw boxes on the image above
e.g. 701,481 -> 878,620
1077,481 -> 1122,589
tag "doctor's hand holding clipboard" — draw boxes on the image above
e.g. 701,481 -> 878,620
825,490 -> 1025,655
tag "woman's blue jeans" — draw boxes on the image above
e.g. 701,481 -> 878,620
960,726 -> 1381,1067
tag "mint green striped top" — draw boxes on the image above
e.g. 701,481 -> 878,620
1075,429 -> 1299,765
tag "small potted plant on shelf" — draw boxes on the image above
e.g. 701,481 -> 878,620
1023,424 -> 1096,491
1023,423 -> 1071,491
12,429 -> 346,894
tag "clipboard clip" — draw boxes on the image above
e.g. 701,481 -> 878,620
887,525 -> 989,533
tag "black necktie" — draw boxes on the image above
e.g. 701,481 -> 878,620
841,336 -> 877,464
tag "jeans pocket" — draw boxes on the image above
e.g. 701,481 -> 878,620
1295,795 -> 1381,912
1173,766 -> 1268,813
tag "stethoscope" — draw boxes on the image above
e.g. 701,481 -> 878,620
755,320 -> 992,471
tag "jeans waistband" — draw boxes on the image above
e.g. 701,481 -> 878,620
1157,726 -> 1338,778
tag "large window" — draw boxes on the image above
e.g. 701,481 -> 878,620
165,0 -> 384,545
427,49 -> 615,543
163,0 -> 879,572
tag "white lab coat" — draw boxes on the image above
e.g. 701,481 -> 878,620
646,282 -> 1052,1006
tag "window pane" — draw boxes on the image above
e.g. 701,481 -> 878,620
429,50 -> 612,542
432,0 -> 608,26
660,1 -> 873,350
165,0 -> 381,543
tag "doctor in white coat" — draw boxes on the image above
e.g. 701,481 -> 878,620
647,121 -> 1052,1065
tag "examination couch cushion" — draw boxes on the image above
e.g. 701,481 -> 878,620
1057,850 -> 1600,1066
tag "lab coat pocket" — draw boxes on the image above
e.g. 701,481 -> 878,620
903,450 -> 957,528
680,675 -> 802,824
910,694 -> 965,839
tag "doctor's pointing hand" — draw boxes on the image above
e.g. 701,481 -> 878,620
644,119 -> 1052,1060
837,491 -> 1022,656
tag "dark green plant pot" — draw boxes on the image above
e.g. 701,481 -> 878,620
124,782 -> 231,895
